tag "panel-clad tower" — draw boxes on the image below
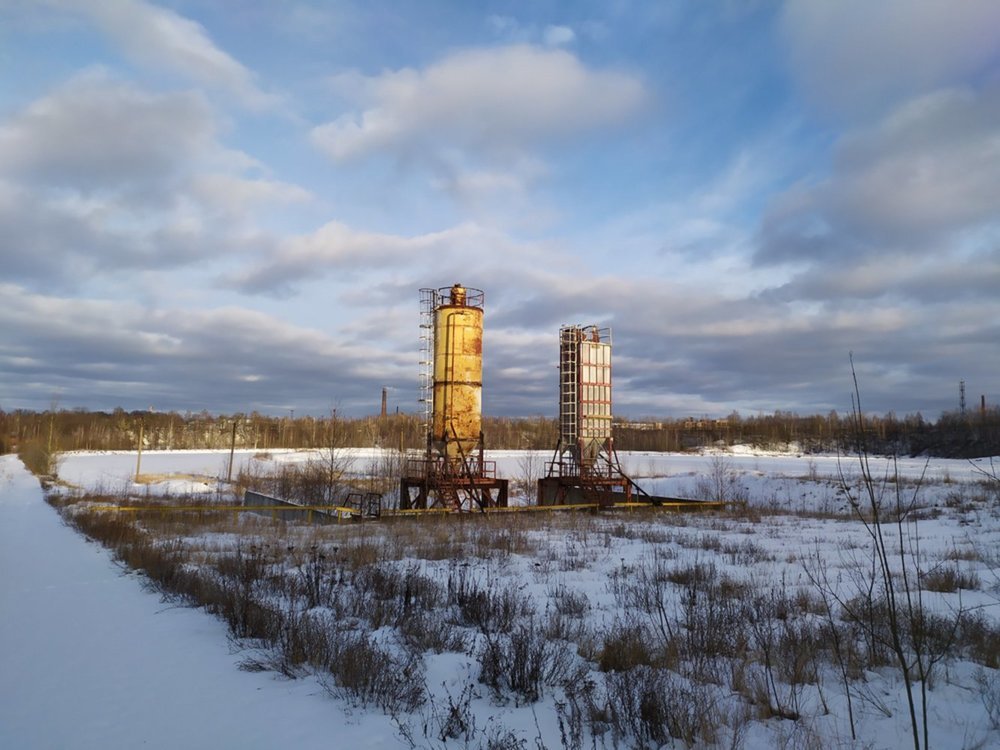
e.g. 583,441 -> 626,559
559,325 -> 613,470
540,324 -> 633,506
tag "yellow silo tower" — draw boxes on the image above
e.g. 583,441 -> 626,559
431,283 -> 483,459
399,284 -> 508,511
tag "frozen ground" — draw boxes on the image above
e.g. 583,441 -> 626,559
5,448 -> 1000,749
0,454 -> 406,750
54,446 -> 993,507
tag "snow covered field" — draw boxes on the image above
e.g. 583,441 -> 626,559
0,454 -> 405,750
54,446 -> 993,505
4,448 -> 1000,749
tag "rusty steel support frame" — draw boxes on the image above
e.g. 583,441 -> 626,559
399,452 -> 509,511
538,442 -> 633,508
399,463 -> 509,511
401,284 -> 508,512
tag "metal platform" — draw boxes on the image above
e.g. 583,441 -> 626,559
398,478 -> 509,511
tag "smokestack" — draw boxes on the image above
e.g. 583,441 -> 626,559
983,394 -> 987,415
381,387 -> 387,418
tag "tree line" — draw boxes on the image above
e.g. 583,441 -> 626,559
616,407 -> 1000,458
1,405 -> 997,458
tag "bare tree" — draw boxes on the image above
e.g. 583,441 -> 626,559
823,356 -> 966,750
314,409 -> 355,505
695,454 -> 747,503
515,449 -> 543,504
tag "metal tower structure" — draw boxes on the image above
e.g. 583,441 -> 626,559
538,324 -> 638,506
400,284 -> 508,511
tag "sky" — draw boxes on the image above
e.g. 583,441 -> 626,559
1,0 -> 998,420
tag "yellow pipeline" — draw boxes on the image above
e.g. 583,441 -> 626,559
82,504 -> 364,522
80,501 -> 724,517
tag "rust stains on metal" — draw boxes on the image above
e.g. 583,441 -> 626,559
432,302 -> 483,458
404,284 -> 508,511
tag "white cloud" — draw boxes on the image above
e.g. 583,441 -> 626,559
65,0 -> 276,109
0,282 -> 411,412
486,15 -> 520,38
828,88 -> 1000,237
190,174 -> 313,217
486,16 -> 589,46
767,249 -> 1000,305
543,25 -> 575,47
781,0 -> 1000,116
227,221 -> 486,294
437,168 -> 528,195
0,72 -> 310,286
426,152 -> 552,223
758,83 -> 1000,268
0,69 -> 215,193
311,45 -> 645,162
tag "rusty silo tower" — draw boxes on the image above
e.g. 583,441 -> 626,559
538,324 -> 635,506
399,284 -> 508,511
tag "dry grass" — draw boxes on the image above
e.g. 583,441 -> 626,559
43,480 -> 1000,749
921,564 -> 981,592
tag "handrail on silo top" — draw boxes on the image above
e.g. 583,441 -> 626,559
435,285 -> 484,309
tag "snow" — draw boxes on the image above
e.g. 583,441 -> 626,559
54,445 -> 993,506
56,449 -> 276,497
4,448 -> 1000,749
0,454 -> 406,750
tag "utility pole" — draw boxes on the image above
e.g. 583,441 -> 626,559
227,419 -> 238,483
47,397 -> 58,457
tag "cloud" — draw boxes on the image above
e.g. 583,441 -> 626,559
486,15 -> 521,38
763,247 -> 1000,305
425,153 -> 554,226
480,251 -> 995,418
311,45 -> 645,162
740,66 -> 1000,414
780,0 -> 1000,117
827,88 -> 1000,240
0,284 -> 412,413
0,69 -> 215,195
0,182 -> 117,287
0,72 -> 309,288
310,44 -> 644,210
476,269 -> 993,417
543,25 -> 575,47
225,221 -> 505,295
486,16 -> 575,47
67,0 -> 276,109
189,174 -> 312,218
756,84 -> 1000,271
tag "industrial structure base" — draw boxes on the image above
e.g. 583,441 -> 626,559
399,476 -> 509,511
537,475 -> 634,508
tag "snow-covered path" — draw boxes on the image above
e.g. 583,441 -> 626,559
0,455 -> 404,749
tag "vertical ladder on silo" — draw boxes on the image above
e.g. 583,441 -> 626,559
559,326 -> 579,473
418,289 -> 437,435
